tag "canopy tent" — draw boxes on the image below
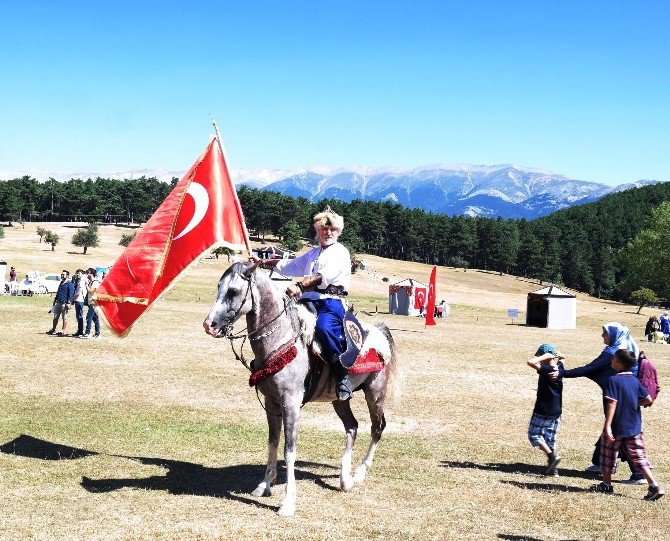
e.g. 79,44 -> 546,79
389,278 -> 429,317
526,285 -> 576,329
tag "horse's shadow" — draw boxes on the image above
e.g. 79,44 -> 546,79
1,434 -> 339,510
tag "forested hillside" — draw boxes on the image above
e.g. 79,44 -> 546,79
1,176 -> 669,300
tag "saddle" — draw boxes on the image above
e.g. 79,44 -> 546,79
298,301 -> 368,368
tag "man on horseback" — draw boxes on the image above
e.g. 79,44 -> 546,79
251,206 -> 353,400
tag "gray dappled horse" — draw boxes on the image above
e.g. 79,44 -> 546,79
203,261 -> 400,517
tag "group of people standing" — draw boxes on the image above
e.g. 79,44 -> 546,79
47,268 -> 101,339
526,322 -> 663,501
645,311 -> 670,342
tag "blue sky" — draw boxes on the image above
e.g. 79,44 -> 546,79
1,1 -> 668,184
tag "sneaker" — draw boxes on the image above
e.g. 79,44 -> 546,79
545,454 -> 561,475
586,464 -> 601,473
644,485 -> 665,501
621,474 -> 646,485
46,329 -> 56,335
56,331 -> 64,336
591,481 -> 614,495
78,334 -> 90,339
91,334 -> 101,340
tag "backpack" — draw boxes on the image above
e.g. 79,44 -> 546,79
638,352 -> 660,401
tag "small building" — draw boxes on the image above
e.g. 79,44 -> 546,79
389,278 -> 429,317
526,285 -> 576,329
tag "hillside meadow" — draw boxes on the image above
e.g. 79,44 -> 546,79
0,222 -> 668,540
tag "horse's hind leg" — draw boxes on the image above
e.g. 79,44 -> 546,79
353,385 -> 387,484
252,398 -> 282,498
332,399 -> 358,492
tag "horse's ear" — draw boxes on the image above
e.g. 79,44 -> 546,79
242,260 -> 260,278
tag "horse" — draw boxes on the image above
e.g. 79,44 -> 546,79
203,261 -> 400,517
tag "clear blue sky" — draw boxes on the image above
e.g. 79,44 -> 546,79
1,0 -> 668,184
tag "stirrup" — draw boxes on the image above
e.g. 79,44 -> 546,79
336,375 -> 352,401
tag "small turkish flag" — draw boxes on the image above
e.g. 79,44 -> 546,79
96,137 -> 249,336
414,288 -> 427,309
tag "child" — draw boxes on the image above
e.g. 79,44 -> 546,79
591,349 -> 664,500
527,343 -> 564,476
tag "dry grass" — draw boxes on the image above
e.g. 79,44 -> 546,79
0,222 -> 669,540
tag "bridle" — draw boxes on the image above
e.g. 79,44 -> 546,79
218,266 -> 299,371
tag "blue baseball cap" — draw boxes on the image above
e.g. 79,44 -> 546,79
535,343 -> 556,356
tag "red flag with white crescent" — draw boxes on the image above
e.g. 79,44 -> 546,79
425,265 -> 437,326
95,137 -> 249,336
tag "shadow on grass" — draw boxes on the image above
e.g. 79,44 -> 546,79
498,535 -> 582,541
0,434 -> 339,511
440,460 -> 599,480
0,434 -> 97,460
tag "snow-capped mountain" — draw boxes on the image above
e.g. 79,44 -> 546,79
259,165 -> 662,219
1,165 -> 662,220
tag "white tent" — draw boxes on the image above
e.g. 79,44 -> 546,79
389,278 -> 429,316
526,285 -> 576,329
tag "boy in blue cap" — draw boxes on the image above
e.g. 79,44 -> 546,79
527,343 -> 565,476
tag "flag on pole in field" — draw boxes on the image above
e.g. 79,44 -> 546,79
425,265 -> 437,326
95,136 -> 250,336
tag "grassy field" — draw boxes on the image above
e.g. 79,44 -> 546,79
0,222 -> 668,540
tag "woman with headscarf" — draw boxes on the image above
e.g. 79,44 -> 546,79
557,322 -> 642,480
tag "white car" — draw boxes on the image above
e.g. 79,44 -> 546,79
16,273 -> 62,295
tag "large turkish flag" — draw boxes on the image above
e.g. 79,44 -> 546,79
96,137 -> 249,336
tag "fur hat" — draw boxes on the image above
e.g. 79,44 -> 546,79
313,206 -> 344,231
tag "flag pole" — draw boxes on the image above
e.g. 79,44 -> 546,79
210,115 -> 252,254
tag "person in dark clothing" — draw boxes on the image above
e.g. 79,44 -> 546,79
47,269 -> 74,336
527,343 -> 565,476
556,321 -> 642,480
591,349 -> 664,500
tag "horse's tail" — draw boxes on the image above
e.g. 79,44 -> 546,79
375,321 -> 403,404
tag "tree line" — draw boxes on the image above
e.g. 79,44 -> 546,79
2,175 -> 670,302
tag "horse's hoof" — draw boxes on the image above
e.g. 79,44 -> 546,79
252,485 -> 271,497
340,476 -> 354,492
353,466 -> 367,484
277,504 -> 296,517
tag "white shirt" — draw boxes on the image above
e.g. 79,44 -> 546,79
73,276 -> 89,303
275,242 -> 351,300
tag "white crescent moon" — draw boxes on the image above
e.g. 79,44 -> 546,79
173,182 -> 210,241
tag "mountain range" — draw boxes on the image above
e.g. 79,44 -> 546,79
2,165 -> 661,220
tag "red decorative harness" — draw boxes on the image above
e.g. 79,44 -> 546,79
248,339 -> 384,387
249,339 -> 299,387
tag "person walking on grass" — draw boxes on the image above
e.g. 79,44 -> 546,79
79,267 -> 101,339
591,349 -> 664,501
47,270 -> 74,336
71,268 -> 88,337
527,343 -> 564,476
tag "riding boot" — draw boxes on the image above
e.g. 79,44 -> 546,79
330,354 -> 352,401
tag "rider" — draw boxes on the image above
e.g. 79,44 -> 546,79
252,206 -> 352,401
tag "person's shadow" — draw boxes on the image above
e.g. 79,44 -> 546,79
0,434 -> 339,511
439,459 -> 598,481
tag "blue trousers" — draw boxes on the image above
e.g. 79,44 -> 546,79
85,305 -> 100,336
312,298 -> 346,364
74,301 -> 85,334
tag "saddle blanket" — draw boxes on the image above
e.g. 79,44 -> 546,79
348,348 -> 385,374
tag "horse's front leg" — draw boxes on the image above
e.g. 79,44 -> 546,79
252,398 -> 282,497
278,394 -> 301,517
332,399 -> 358,492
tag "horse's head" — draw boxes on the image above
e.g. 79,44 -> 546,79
203,261 -> 259,337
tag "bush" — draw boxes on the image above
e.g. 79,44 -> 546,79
119,232 -> 137,247
0,225 -> 4,239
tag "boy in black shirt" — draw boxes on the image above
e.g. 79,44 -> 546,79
527,343 -> 565,476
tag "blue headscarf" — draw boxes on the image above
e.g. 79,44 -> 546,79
603,321 -> 639,361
